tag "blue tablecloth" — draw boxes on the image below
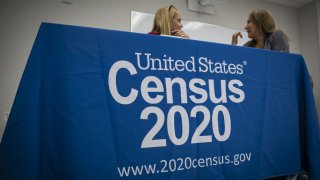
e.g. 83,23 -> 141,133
0,23 -> 319,180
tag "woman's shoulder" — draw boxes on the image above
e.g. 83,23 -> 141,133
267,30 -> 289,44
269,30 -> 286,39
266,29 -> 289,52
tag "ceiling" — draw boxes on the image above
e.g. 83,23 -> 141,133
262,0 -> 314,8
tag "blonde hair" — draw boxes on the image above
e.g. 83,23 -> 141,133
249,8 -> 276,34
151,5 -> 179,35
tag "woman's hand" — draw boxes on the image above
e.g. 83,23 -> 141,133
232,32 -> 243,45
172,29 -> 190,38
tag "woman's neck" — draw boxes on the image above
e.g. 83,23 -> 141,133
254,33 -> 265,49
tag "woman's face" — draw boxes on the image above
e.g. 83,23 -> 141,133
245,16 -> 260,39
171,13 -> 183,32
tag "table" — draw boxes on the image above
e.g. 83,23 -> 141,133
0,23 -> 319,180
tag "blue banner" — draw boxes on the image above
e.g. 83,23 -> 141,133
0,23 -> 319,180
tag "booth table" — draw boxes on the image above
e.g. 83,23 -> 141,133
0,23 -> 319,180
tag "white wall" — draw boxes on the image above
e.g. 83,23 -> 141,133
299,0 -> 320,123
0,0 -> 319,140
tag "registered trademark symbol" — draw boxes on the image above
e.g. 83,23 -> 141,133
243,61 -> 247,65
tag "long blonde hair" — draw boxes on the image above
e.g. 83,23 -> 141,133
151,5 -> 179,35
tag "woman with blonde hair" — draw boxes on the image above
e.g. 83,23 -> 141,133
232,8 -> 289,52
149,5 -> 189,38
